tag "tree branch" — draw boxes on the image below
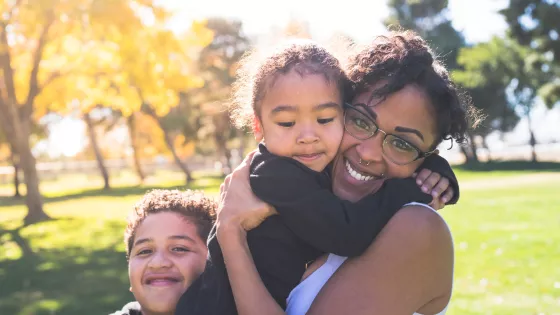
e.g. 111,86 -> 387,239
0,22 -> 18,106
23,13 -> 56,119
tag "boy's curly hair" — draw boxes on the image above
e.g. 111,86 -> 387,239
346,30 -> 480,147
229,39 -> 351,130
124,189 -> 216,259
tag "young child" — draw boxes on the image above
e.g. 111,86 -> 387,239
175,40 -> 458,315
111,189 -> 216,315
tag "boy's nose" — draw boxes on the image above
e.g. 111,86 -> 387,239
148,251 -> 173,269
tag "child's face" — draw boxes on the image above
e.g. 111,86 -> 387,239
256,69 -> 344,172
128,212 -> 208,314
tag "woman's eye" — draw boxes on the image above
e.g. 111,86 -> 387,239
352,118 -> 370,130
318,118 -> 334,124
277,122 -> 295,127
391,138 -> 415,152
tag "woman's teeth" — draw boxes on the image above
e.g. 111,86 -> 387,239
345,160 -> 374,181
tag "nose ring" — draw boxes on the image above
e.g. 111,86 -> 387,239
359,158 -> 370,166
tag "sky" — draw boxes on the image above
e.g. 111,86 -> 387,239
43,0 -> 560,158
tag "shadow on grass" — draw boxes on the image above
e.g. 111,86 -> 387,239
0,219 -> 131,315
0,175 -> 224,208
455,160 -> 560,172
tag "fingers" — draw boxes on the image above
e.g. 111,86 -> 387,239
440,187 -> 454,204
429,176 -> 449,199
415,169 -> 433,188
428,199 -> 444,211
417,170 -> 442,194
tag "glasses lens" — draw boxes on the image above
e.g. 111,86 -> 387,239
344,108 -> 376,140
383,135 -> 420,165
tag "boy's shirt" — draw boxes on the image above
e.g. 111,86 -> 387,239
110,301 -> 142,315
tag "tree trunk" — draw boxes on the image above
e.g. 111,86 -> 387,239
527,114 -> 538,163
84,112 -> 110,190
127,114 -> 146,183
481,137 -> 492,162
10,145 -> 21,198
149,114 -> 192,185
143,104 -> 192,185
468,133 -> 480,163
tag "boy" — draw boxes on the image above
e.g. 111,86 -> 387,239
111,189 -> 215,315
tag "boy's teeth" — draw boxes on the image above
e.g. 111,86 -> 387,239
345,160 -> 373,181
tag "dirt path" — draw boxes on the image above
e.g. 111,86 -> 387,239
461,172 -> 560,190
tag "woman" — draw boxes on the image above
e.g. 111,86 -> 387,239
217,31 -> 474,315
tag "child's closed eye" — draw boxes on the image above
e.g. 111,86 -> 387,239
317,118 -> 335,124
277,122 -> 295,127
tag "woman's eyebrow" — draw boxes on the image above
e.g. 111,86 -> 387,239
394,126 -> 424,141
355,104 -> 377,119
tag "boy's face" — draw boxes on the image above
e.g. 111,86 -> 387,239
128,212 -> 207,314
256,69 -> 344,172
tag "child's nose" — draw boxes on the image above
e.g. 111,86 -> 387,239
297,127 -> 319,144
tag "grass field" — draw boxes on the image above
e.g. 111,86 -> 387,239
1,164 -> 559,315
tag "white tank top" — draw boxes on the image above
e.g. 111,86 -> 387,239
286,202 -> 449,315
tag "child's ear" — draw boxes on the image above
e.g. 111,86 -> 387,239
253,117 -> 263,142
129,286 -> 133,292
433,149 -> 440,155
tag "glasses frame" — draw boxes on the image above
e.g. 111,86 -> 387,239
343,103 -> 436,165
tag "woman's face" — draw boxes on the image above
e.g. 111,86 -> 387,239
331,84 -> 438,202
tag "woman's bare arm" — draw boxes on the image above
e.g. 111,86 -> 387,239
307,205 -> 454,315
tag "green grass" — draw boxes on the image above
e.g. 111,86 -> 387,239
1,167 -> 559,314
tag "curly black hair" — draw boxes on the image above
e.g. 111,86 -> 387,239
124,189 -> 216,259
230,39 -> 351,130
346,30 -> 479,147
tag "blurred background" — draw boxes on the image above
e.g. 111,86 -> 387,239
0,0 -> 558,314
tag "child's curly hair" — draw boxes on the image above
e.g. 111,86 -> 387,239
346,30 -> 481,147
124,189 -> 216,259
229,39 -> 351,130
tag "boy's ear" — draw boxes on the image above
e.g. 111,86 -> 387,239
253,117 -> 263,142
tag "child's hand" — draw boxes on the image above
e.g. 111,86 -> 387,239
413,169 -> 454,210
217,151 -> 278,235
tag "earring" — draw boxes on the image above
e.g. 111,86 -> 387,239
359,158 -> 370,166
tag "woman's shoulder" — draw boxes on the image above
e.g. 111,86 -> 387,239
393,203 -> 452,243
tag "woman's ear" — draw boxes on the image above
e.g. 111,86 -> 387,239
433,149 -> 440,155
253,117 -> 263,142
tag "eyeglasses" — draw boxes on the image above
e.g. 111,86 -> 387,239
343,103 -> 436,165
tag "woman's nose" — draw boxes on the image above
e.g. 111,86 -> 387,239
356,133 -> 384,163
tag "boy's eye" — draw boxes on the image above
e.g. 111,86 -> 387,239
277,122 -> 295,127
172,247 -> 190,253
318,118 -> 334,124
137,249 -> 152,256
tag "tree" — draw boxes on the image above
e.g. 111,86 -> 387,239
113,20 -> 213,185
454,36 -> 551,162
385,0 -> 465,70
385,0 -> 484,163
0,0 -> 166,224
501,0 -> 560,107
193,18 -> 250,173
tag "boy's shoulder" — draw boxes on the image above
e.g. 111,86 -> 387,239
109,301 -> 142,315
